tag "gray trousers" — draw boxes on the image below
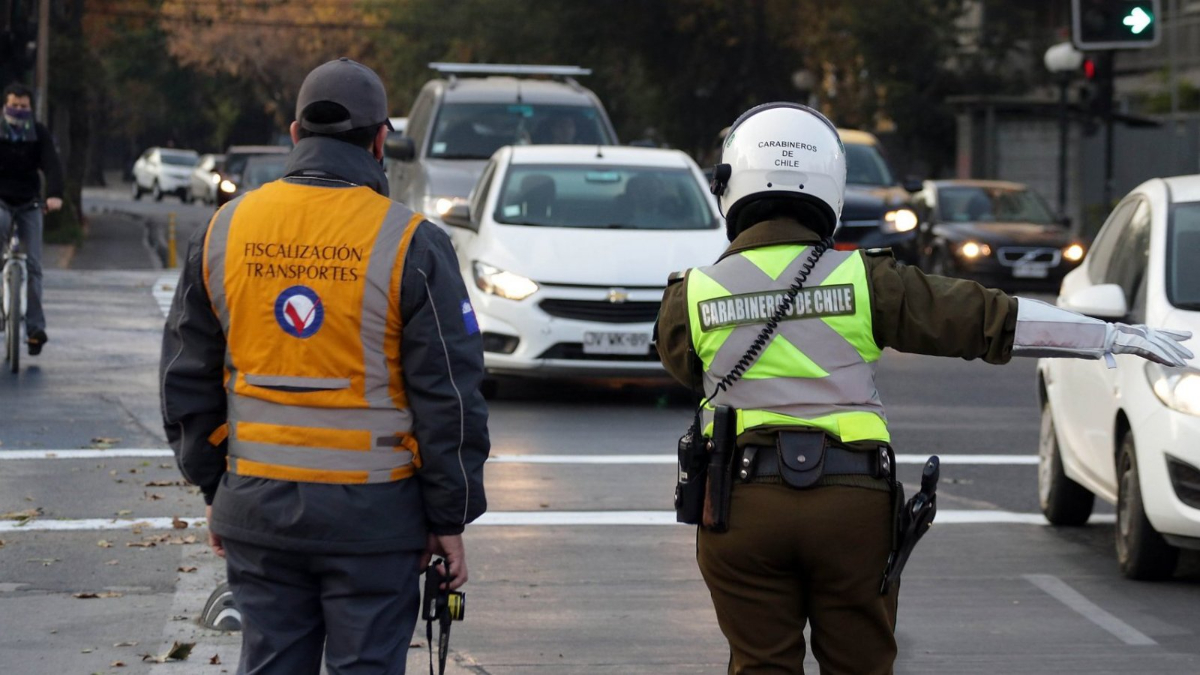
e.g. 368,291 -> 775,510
0,201 -> 45,335
224,539 -> 422,675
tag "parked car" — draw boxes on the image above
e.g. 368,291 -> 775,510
384,63 -> 619,228
132,147 -> 199,202
1037,174 -> 1200,580
187,153 -> 224,205
216,145 -> 290,207
438,144 -> 725,384
910,180 -> 1085,289
830,129 -> 921,261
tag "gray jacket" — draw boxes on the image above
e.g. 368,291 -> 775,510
160,136 -> 489,554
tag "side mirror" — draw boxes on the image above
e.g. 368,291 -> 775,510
903,177 -> 924,193
442,203 -> 474,229
384,135 -> 415,162
1062,283 -> 1127,320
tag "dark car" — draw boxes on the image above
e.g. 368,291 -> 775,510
910,180 -> 1086,289
216,145 -> 291,207
225,154 -> 288,202
833,129 -> 922,262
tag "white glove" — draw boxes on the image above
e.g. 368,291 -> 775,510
1103,323 -> 1193,368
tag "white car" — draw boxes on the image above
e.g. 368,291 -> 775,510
187,153 -> 224,205
437,144 -> 727,383
132,147 -> 198,202
1037,175 -> 1200,579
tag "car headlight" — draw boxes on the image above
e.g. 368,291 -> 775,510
220,179 -> 237,193
472,262 -> 538,301
1063,243 -> 1085,262
957,241 -> 991,258
1146,363 -> 1200,417
882,208 -> 918,234
423,195 -> 469,219
211,174 -> 222,184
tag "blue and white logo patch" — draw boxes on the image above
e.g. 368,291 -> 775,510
274,285 -> 324,339
461,299 -> 479,335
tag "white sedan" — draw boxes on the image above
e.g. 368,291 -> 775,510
1037,174 -> 1200,579
436,144 -> 728,384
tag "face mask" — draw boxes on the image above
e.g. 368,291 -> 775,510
4,106 -> 32,122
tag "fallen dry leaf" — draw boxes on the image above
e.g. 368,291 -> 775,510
73,591 -> 123,599
0,539 -> 6,548
81,647 -> 94,653
111,661 -> 126,667
177,566 -> 197,573
171,516 -> 188,529
142,641 -> 195,663
116,509 -> 132,516
145,480 -> 186,487
144,493 -> 164,501
126,541 -> 155,548
1,507 -> 42,521
209,654 -> 221,665
113,641 -> 138,647
91,436 -> 121,444
97,540 -> 113,548
27,558 -> 58,566
104,559 -> 120,566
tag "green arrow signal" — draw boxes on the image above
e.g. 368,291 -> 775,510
1123,7 -> 1152,34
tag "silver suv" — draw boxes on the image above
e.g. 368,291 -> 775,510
384,63 -> 619,225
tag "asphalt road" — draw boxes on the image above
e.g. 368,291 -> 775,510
0,189 -> 1197,674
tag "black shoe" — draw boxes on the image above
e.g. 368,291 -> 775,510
27,329 -> 47,356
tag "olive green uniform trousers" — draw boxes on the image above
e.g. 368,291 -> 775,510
697,484 -> 899,675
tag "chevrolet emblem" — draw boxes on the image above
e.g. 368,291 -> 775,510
606,288 -> 629,303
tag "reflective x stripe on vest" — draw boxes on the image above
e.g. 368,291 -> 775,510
686,245 -> 889,444
203,179 -> 423,484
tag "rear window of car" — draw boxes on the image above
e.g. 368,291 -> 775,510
493,164 -> 716,230
936,186 -> 1056,225
844,142 -> 894,187
1168,201 -> 1200,310
161,152 -> 198,167
429,104 -> 612,159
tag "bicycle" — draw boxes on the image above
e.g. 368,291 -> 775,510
0,200 -> 36,374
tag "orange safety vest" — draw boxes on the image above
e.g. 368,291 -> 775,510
203,179 -> 424,484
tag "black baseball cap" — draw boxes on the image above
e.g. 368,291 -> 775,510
296,58 -> 393,133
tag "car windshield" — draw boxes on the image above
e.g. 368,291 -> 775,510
936,186 -> 1057,225
161,152 -> 198,167
429,104 -> 612,159
1168,201 -> 1200,310
844,143 -> 894,186
493,164 -> 716,230
242,157 -> 288,190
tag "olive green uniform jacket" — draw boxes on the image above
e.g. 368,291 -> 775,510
656,218 -> 1020,451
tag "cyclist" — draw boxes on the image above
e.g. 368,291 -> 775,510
0,83 -> 63,355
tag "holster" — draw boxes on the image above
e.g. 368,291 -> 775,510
702,405 -> 736,533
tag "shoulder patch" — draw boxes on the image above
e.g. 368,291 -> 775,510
863,247 -> 895,258
667,270 -> 688,285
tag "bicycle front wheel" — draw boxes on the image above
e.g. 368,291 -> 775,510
5,263 -> 20,373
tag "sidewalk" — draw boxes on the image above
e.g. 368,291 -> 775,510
69,211 -> 161,270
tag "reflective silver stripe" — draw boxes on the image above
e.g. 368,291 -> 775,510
227,457 -> 406,485
243,374 -> 351,390
204,202 -> 238,333
228,394 -> 413,440
229,439 -> 414,472
361,203 -> 417,407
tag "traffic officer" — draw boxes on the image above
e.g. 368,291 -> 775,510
654,103 -> 1192,675
160,58 -> 489,674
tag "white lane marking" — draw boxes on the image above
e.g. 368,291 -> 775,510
0,450 -> 1040,465
1024,574 -> 1157,646
154,273 -> 176,317
0,511 -> 1116,532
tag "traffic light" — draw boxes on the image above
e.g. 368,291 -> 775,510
1072,0 -> 1161,50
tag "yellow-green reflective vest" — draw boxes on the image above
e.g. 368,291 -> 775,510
686,244 -> 889,444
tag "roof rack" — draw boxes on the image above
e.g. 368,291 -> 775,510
428,63 -> 592,78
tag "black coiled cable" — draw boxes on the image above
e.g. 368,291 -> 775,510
706,237 -> 834,404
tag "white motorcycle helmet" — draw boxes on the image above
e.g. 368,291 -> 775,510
710,103 -> 846,240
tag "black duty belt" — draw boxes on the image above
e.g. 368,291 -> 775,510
737,443 -> 891,483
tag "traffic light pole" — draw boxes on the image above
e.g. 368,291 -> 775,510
1058,76 -> 1070,218
1100,50 -> 1116,209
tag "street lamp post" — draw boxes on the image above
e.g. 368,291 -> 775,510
1044,42 -> 1084,222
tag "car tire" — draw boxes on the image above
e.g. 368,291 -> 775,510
152,181 -> 163,202
1116,433 -> 1179,580
1038,402 -> 1094,526
929,247 -> 955,277
131,181 -> 142,201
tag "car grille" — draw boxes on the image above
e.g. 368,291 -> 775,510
539,299 -> 661,324
537,343 -> 661,362
996,247 -> 1061,266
